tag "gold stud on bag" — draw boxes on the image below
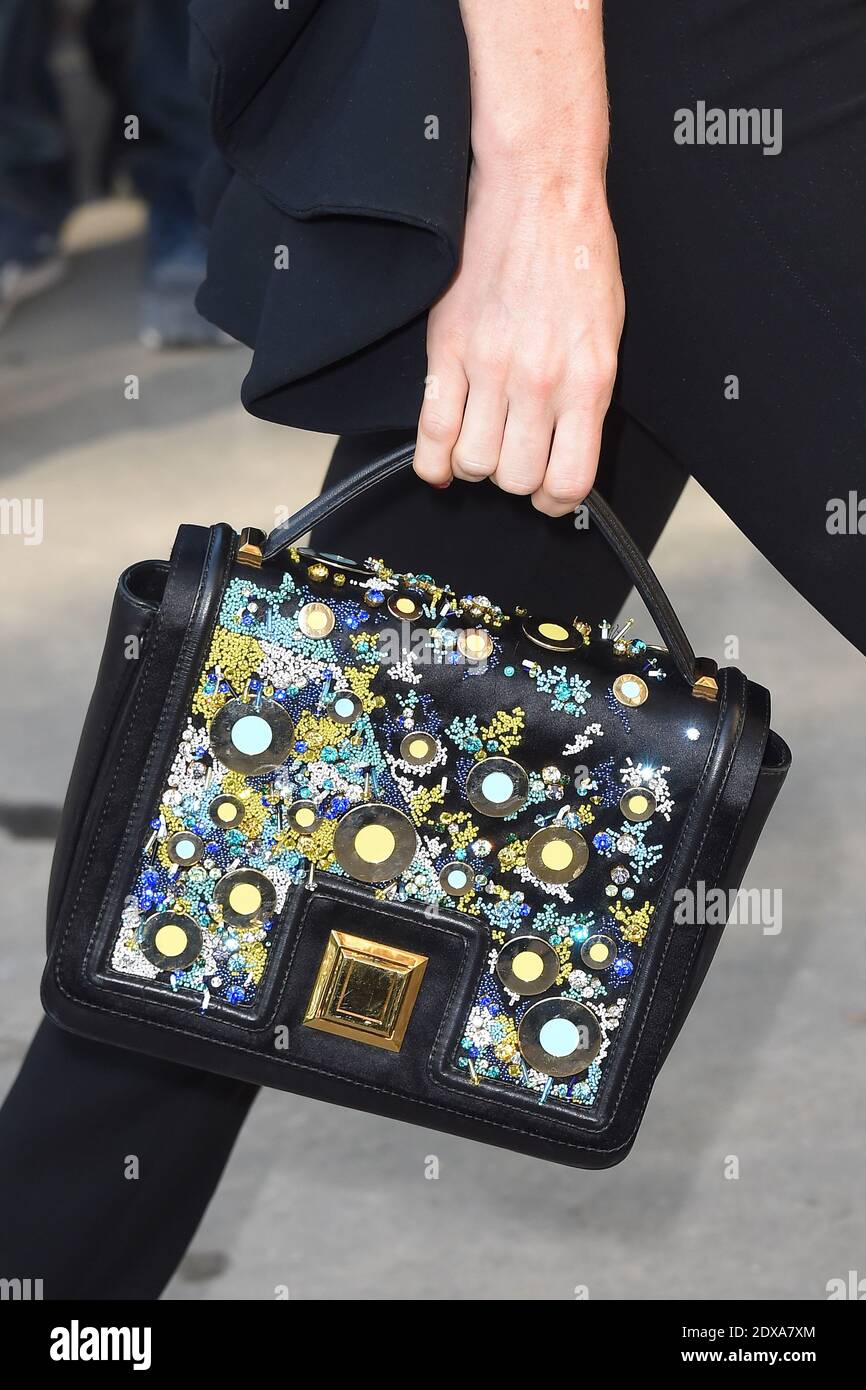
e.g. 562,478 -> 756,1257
42,443 -> 790,1169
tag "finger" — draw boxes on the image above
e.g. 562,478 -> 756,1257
491,401 -> 553,496
414,359 -> 469,485
450,381 -> 507,482
532,407 -> 603,517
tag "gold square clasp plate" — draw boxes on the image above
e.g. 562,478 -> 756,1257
303,931 -> 428,1052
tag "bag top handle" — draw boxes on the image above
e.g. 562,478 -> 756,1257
262,440 -> 703,689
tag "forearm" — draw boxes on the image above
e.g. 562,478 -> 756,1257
416,1 -> 623,515
458,0 -> 609,184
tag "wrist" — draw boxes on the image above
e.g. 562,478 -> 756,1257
470,107 -> 609,184
468,145 -> 611,216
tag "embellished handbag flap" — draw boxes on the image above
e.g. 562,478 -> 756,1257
104,542 -> 721,1114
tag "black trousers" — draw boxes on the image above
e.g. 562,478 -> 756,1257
0,0 -> 209,229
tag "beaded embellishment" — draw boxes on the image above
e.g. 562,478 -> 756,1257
109,547 -> 712,1109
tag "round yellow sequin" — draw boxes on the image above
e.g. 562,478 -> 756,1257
297,601 -> 335,638
526,825 -> 589,883
540,839 -> 574,872
333,804 -> 417,884
228,883 -> 262,917
153,924 -> 188,958
354,824 -> 396,864
215,870 -> 277,927
512,950 -> 544,983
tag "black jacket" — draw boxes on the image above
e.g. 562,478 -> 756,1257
191,0 -> 469,434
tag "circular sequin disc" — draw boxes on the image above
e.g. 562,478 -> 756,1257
209,795 -> 245,830
400,732 -> 440,767
521,617 -> 578,652
387,591 -> 425,621
140,912 -> 203,972
580,934 -> 617,971
166,831 -> 205,867
518,998 -> 602,1077
329,693 -> 363,725
297,601 -> 336,638
526,825 -> 589,884
612,673 -> 649,707
457,628 -> 494,662
438,862 -> 475,897
619,786 -> 656,822
214,868 -> 277,927
209,698 -> 295,775
286,800 -> 320,833
465,757 -> 529,818
495,935 -> 559,996
333,803 -> 418,884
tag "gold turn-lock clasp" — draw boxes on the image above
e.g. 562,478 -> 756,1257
692,656 -> 719,701
237,526 -> 267,568
304,931 -> 428,1052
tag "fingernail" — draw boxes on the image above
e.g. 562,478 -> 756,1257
431,481 -> 451,490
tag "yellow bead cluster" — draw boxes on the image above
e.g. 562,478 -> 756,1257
410,782 -> 445,823
344,664 -> 386,713
221,771 -> 266,841
238,939 -> 268,983
292,710 -> 345,762
156,806 -> 183,868
192,629 -> 264,717
480,706 -> 525,757
497,838 -> 528,872
437,809 -> 479,852
612,899 -> 655,946
279,817 -> 337,871
193,684 -> 228,723
487,882 -> 510,902
555,939 -> 574,983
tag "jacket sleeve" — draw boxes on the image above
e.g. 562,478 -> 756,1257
189,0 -> 470,434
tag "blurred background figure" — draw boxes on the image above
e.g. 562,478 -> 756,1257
0,0 -> 230,347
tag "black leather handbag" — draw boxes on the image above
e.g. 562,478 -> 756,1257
42,443 -> 790,1168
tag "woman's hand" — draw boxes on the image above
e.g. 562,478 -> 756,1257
414,0 -> 623,517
